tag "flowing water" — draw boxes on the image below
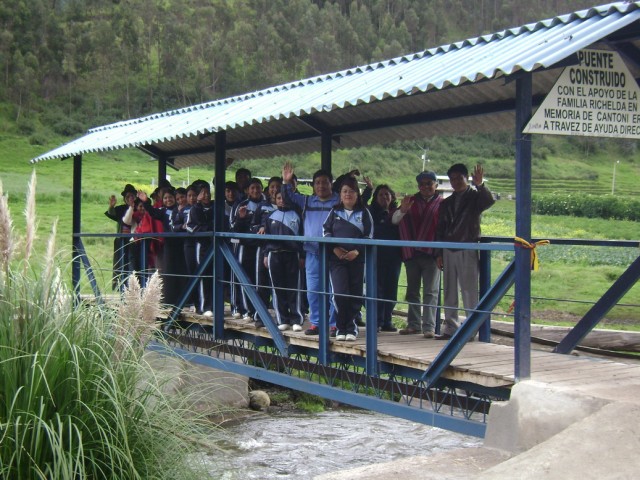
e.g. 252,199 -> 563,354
202,409 -> 481,479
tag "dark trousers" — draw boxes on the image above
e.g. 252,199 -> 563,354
266,251 -> 303,325
256,246 -> 271,310
195,240 -> 213,313
162,237 -> 183,307
329,259 -> 364,335
239,245 -> 259,315
376,250 -> 402,328
229,241 -> 245,314
183,240 -> 198,307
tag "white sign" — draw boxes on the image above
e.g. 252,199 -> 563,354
524,49 -> 640,138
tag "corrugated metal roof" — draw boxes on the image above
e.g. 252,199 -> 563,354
32,2 -> 640,167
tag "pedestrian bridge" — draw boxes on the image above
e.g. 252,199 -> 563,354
154,300 -> 640,439
78,232 -> 639,438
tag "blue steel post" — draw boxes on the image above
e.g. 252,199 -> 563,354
365,244 -> 378,376
72,155 -> 82,306
140,239 -> 147,288
478,250 -> 491,342
318,241 -> 330,364
514,73 -> 533,380
213,131 -> 227,339
317,131 -> 333,364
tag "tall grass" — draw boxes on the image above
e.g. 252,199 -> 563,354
0,174 -> 213,479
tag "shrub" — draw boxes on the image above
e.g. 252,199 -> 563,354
532,192 -> 640,221
28,131 -> 49,145
16,116 -> 37,135
51,118 -> 85,136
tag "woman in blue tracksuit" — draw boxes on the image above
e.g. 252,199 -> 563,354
263,190 -> 304,331
323,177 -> 373,341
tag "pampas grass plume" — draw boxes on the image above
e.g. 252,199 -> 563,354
0,179 -> 15,270
23,170 -> 38,263
118,271 -> 163,346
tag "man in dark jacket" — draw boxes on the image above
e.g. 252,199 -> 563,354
436,163 -> 495,339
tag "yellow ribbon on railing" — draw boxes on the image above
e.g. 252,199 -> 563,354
514,237 -> 550,271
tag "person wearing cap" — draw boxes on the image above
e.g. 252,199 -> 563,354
105,183 -> 138,290
435,163 -> 495,340
392,171 -> 443,338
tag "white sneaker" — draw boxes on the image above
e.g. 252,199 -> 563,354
335,333 -> 346,341
186,305 -> 196,313
278,324 -> 290,331
202,310 -> 213,317
242,314 -> 253,322
292,324 -> 303,332
232,311 -> 242,318
345,333 -> 357,342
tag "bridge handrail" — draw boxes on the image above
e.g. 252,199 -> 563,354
75,230 -> 638,249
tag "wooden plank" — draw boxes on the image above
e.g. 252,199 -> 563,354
213,321 -> 640,391
452,351 -> 522,365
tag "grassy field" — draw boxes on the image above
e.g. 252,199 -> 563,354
4,131 -> 639,328
480,201 -> 639,325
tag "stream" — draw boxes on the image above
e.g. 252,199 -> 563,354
202,409 -> 481,479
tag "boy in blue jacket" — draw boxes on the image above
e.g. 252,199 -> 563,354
263,190 -> 304,331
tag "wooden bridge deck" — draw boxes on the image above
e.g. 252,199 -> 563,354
185,314 -> 640,391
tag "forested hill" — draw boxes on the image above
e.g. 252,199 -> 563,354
2,0 -> 638,197
2,0 -> 598,134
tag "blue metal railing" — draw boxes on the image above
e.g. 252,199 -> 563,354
72,230 -> 639,384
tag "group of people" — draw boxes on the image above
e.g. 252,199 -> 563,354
106,160 -> 494,342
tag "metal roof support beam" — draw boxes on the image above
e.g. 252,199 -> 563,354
514,73 -> 533,381
72,155 -> 82,306
321,131 -> 332,175
213,131 -> 227,340
158,155 -> 167,184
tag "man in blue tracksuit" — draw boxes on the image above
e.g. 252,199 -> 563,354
282,161 -> 338,336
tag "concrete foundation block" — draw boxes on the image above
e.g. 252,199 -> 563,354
479,401 -> 640,479
484,380 -> 609,453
